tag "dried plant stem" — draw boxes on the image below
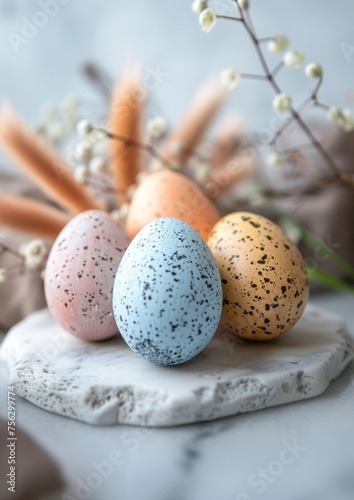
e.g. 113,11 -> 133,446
216,15 -> 242,22
231,1 -> 348,186
0,243 -> 22,260
279,126 -> 342,158
0,106 -> 104,213
258,37 -> 276,43
315,101 -> 331,111
82,62 -> 112,99
0,195 -> 70,240
240,73 -> 268,81
271,61 -> 285,78
88,176 -> 122,195
98,128 -> 169,167
160,80 -> 229,166
0,243 -> 28,278
109,66 -> 145,204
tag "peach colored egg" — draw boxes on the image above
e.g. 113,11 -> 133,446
208,212 -> 309,341
126,169 -> 220,240
45,210 -> 130,341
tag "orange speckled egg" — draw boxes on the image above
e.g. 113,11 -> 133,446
126,169 -> 220,240
45,210 -> 130,341
207,212 -> 309,341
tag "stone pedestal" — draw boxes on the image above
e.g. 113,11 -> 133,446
1,304 -> 352,426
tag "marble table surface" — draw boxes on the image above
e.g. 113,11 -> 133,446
1,292 -> 354,500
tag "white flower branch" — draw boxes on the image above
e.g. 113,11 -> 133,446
200,0 -> 354,189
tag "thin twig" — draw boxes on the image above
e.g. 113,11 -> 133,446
311,75 -> 323,98
315,101 -> 330,111
0,243 -> 23,260
88,177 -> 122,195
240,73 -> 268,81
216,15 -> 242,22
271,61 -> 285,78
96,128 -> 170,167
282,142 -> 317,153
258,37 -> 276,43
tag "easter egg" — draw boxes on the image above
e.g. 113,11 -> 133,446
126,169 -> 219,240
45,210 -> 130,341
207,212 -> 309,341
113,218 -> 222,365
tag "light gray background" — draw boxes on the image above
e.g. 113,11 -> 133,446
0,0 -> 353,140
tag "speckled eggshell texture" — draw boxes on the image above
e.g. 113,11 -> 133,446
45,210 -> 130,341
208,212 -> 309,341
126,169 -> 220,241
113,218 -> 223,366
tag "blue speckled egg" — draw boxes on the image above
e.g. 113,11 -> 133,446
113,218 -> 222,366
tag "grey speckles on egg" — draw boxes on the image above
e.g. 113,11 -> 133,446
45,210 -> 130,341
113,218 -> 223,366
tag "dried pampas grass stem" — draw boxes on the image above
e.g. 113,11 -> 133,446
0,195 -> 70,240
161,80 -> 229,166
110,64 -> 144,204
0,105 -> 105,214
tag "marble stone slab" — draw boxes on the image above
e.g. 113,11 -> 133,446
0,304 -> 353,427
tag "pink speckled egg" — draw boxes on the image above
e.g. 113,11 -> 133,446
44,210 -> 130,341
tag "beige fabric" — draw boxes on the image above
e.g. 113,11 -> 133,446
280,185 -> 354,282
0,175 -> 51,330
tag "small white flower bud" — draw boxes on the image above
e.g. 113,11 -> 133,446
342,109 -> 354,132
249,187 -> 267,208
126,184 -> 137,201
136,171 -> 150,184
93,138 -> 109,156
21,239 -> 47,269
32,123 -> 46,136
280,218 -> 302,244
61,95 -> 79,112
327,107 -> 354,132
266,151 -> 287,167
238,0 -> 249,10
46,121 -> 66,144
169,160 -> 182,171
327,107 -> 343,122
146,116 -> 166,139
199,8 -> 216,33
77,119 -> 94,137
74,165 -> 89,184
0,268 -> 7,283
40,102 -> 57,120
194,162 -> 212,182
220,69 -> 240,91
75,140 -> 93,161
283,51 -> 305,69
273,93 -> 292,113
149,159 -> 164,171
267,36 -> 288,54
305,63 -> 323,79
110,204 -> 130,225
89,156 -> 108,175
192,0 -> 207,14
